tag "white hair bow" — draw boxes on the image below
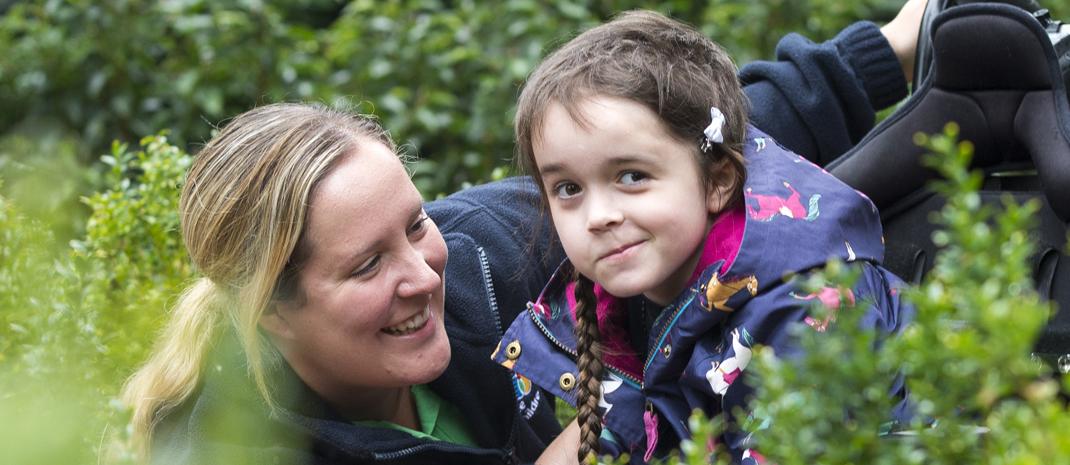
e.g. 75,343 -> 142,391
704,106 -> 725,144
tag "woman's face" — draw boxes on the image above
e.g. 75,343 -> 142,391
261,140 -> 450,412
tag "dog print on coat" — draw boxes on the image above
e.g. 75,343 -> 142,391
745,181 -> 820,222
699,273 -> 758,312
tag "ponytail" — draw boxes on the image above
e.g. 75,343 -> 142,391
121,277 -> 223,457
573,272 -> 604,463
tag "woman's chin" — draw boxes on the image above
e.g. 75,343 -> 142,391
411,322 -> 453,384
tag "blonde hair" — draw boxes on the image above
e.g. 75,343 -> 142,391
120,103 -> 393,457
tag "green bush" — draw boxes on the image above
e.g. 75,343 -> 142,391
0,0 -> 336,150
0,191 -> 99,465
0,135 -> 193,465
0,0 -> 343,240
71,135 -> 194,382
0,189 -> 60,374
6,0 -> 1069,217
0,128 -> 93,239
1,0 -> 911,234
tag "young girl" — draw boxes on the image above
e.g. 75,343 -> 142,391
493,11 -> 913,464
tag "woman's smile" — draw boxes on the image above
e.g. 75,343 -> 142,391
381,305 -> 433,336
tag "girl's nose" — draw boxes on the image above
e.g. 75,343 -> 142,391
585,192 -> 624,232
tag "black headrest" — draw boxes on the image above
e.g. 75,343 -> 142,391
828,3 -> 1070,221
914,0 -> 1045,85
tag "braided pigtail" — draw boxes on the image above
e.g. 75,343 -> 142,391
573,272 -> 604,463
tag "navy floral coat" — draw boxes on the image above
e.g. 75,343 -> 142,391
493,126 -> 913,464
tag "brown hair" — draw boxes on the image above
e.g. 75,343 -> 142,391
513,10 -> 749,461
121,103 -> 393,458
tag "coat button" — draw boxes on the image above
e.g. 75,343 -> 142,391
559,372 -> 576,391
505,341 -> 522,360
662,344 -> 672,358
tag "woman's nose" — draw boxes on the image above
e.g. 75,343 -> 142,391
396,243 -> 443,298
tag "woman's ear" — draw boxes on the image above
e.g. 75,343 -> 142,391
259,303 -> 297,341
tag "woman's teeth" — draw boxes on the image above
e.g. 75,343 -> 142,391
382,307 -> 431,335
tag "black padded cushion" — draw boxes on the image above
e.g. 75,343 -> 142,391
827,3 -> 1070,361
828,3 -> 1070,221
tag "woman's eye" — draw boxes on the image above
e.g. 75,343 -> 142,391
353,255 -> 381,277
553,182 -> 582,199
409,214 -> 430,235
619,171 -> 648,185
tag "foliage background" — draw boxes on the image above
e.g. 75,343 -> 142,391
2,1 -> 1070,464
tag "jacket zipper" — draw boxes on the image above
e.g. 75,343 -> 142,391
476,245 -> 521,464
476,246 -> 503,335
373,441 -> 508,461
642,294 -> 697,373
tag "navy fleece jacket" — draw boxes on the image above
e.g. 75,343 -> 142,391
742,21 -> 907,165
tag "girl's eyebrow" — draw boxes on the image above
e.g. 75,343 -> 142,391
540,154 -> 656,176
538,162 -> 567,177
606,154 -> 656,166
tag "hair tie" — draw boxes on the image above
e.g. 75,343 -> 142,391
701,106 -> 725,152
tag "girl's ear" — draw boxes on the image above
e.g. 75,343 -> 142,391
259,303 -> 297,341
705,182 -> 733,215
705,155 -> 741,215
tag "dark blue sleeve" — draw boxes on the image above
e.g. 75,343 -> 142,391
741,21 -> 908,166
426,177 -> 566,332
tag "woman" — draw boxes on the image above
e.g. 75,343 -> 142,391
120,3 -> 924,464
122,105 -> 562,464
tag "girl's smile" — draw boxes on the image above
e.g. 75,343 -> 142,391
597,240 -> 647,263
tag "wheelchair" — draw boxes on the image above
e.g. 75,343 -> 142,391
826,0 -> 1070,371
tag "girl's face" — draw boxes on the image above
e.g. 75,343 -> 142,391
260,141 -> 451,417
534,96 -> 727,305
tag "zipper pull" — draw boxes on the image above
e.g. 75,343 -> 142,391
528,301 -> 549,318
643,401 -> 659,463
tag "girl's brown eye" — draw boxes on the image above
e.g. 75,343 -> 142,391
553,182 -> 582,199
